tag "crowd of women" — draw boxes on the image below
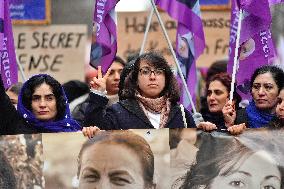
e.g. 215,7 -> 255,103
2,51 -> 284,189
1,51 -> 284,135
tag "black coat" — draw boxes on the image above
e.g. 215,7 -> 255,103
202,112 -> 227,131
0,79 -> 46,135
84,93 -> 196,129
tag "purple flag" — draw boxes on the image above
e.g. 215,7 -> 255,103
1,0 -> 18,89
90,0 -> 118,73
228,0 -> 275,100
156,0 -> 205,110
0,0 -> 3,52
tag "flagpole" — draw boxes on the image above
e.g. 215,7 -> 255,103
139,7 -> 154,55
229,9 -> 243,101
149,0 -> 197,114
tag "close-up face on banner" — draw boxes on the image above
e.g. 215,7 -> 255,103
170,128 -> 284,189
3,0 -> 284,188
42,129 -> 170,189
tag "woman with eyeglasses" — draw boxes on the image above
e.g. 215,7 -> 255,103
222,65 -> 284,133
83,52 -> 195,132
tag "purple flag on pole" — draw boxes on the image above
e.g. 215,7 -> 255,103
1,0 -> 18,89
0,0 -> 4,52
156,0 -> 205,110
90,0 -> 118,73
227,0 -> 275,100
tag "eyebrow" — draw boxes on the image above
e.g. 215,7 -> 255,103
81,167 -> 99,175
265,175 -> 281,181
32,93 -> 55,97
253,82 -> 274,85
222,170 -> 251,177
109,170 -> 134,181
237,171 -> 251,177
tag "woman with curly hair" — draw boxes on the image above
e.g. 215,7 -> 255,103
83,52 -> 195,130
0,74 -> 81,134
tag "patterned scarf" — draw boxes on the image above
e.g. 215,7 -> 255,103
136,93 -> 171,128
246,100 -> 275,128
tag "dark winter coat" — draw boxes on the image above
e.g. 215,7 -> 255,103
83,93 -> 196,129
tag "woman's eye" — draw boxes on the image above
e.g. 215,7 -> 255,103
32,96 -> 40,101
264,85 -> 273,91
156,69 -> 164,75
215,90 -> 223,95
229,180 -> 245,188
142,70 -> 150,75
83,174 -> 99,183
263,186 -> 276,189
111,177 -> 131,186
47,97 -> 54,101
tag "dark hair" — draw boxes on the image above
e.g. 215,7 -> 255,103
0,151 -> 16,189
21,75 -> 66,121
118,56 -> 137,100
6,82 -> 23,96
120,52 -> 180,103
181,131 -> 284,189
113,56 -> 126,67
250,65 -> 284,94
77,130 -> 155,188
206,60 -> 228,82
206,73 -> 241,106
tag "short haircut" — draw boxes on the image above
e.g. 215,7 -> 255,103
250,65 -> 284,94
206,72 -> 241,105
77,130 -> 155,188
206,60 -> 228,82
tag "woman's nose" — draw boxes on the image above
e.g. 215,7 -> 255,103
149,72 -> 156,79
97,178 -> 111,189
258,86 -> 266,95
39,99 -> 47,107
208,94 -> 215,100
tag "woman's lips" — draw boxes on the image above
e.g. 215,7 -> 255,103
38,111 -> 48,115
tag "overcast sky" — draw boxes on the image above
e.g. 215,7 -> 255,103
116,0 -> 152,11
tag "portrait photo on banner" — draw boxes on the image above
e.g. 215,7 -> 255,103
170,128 -> 284,189
0,134 -> 44,189
42,129 -> 170,189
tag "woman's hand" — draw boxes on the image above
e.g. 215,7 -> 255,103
222,100 -> 236,127
227,123 -> 246,135
82,126 -> 101,139
89,66 -> 111,93
197,121 -> 217,131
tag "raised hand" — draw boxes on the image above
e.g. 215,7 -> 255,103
222,100 -> 236,127
89,66 -> 111,93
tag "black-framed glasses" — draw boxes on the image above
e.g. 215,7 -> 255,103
139,67 -> 165,76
